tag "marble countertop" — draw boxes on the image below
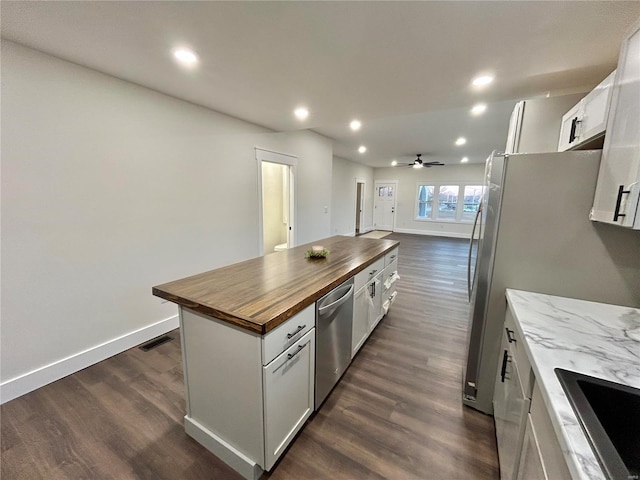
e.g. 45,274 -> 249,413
505,289 -> 640,480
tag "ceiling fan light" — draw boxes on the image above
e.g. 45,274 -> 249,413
391,160 -> 398,166
413,163 -> 423,169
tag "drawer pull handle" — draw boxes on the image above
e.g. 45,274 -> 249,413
287,343 -> 306,360
286,325 -> 306,339
390,255 -> 396,260
370,269 -> 378,275
506,328 -> 516,344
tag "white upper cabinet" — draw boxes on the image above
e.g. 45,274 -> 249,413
591,18 -> 640,229
558,70 -> 615,152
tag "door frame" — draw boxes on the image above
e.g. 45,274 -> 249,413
355,177 -> 366,235
373,180 -> 398,231
256,148 -> 297,256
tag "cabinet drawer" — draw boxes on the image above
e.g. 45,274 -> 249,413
263,329 -> 315,470
262,303 -> 315,365
383,259 -> 399,293
354,257 -> 385,291
385,247 -> 399,266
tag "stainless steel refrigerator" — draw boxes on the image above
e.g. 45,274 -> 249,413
462,150 -> 640,414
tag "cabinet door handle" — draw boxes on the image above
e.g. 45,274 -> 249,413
500,349 -> 509,383
287,343 -> 307,360
505,328 -> 516,344
569,116 -> 581,143
613,185 -> 631,222
286,325 -> 306,339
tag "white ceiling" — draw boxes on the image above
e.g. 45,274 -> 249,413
2,1 -> 639,167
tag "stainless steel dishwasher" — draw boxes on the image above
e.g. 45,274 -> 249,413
315,277 -> 354,409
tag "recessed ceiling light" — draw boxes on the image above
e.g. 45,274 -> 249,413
173,48 -> 198,65
455,137 -> 467,146
472,75 -> 494,87
461,157 -> 469,163
350,120 -> 362,131
358,145 -> 367,154
294,107 -> 309,120
471,104 -> 487,115
391,160 -> 398,166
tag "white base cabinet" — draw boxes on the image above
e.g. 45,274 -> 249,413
180,304 -> 316,479
351,248 -> 399,358
516,416 -> 546,480
493,309 -> 531,480
263,329 -> 315,470
497,304 -> 571,480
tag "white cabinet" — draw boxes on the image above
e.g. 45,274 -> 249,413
497,304 -> 572,480
263,329 -> 315,470
351,284 -> 370,357
493,309 -> 531,480
352,276 -> 380,357
558,70 -> 615,152
352,250 -> 400,358
180,305 -> 316,479
505,94 -> 585,154
516,416 -> 546,480
591,19 -> 640,229
352,268 -> 389,357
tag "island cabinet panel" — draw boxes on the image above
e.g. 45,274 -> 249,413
263,329 -> 315,470
180,308 -> 265,472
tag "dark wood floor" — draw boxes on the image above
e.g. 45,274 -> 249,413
1,233 -> 499,480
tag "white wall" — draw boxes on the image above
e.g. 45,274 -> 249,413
374,164 -> 485,238
331,156 -> 374,236
0,41 -> 332,401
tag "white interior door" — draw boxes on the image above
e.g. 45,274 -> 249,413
373,181 -> 397,231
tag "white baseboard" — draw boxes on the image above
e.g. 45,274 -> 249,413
393,227 -> 471,239
340,231 -> 356,237
185,416 -> 263,480
0,315 -> 179,404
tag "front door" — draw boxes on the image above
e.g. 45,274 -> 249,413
373,181 -> 396,231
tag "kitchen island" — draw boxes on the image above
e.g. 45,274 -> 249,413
153,235 -> 399,479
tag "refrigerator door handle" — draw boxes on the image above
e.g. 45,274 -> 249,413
467,203 -> 483,302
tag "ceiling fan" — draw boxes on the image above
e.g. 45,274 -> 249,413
393,154 -> 444,169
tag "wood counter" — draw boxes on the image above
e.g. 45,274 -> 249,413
152,235 -> 399,334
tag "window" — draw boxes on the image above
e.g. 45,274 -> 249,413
462,185 -> 483,222
438,185 -> 459,220
417,185 -> 435,219
416,183 -> 483,222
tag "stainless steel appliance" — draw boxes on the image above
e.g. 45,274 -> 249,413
315,277 -> 354,408
463,150 -> 640,414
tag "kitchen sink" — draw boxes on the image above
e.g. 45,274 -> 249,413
555,368 -> 640,480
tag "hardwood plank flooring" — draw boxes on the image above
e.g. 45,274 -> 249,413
1,233 -> 499,479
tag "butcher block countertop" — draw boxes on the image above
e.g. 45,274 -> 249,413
152,235 -> 399,335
